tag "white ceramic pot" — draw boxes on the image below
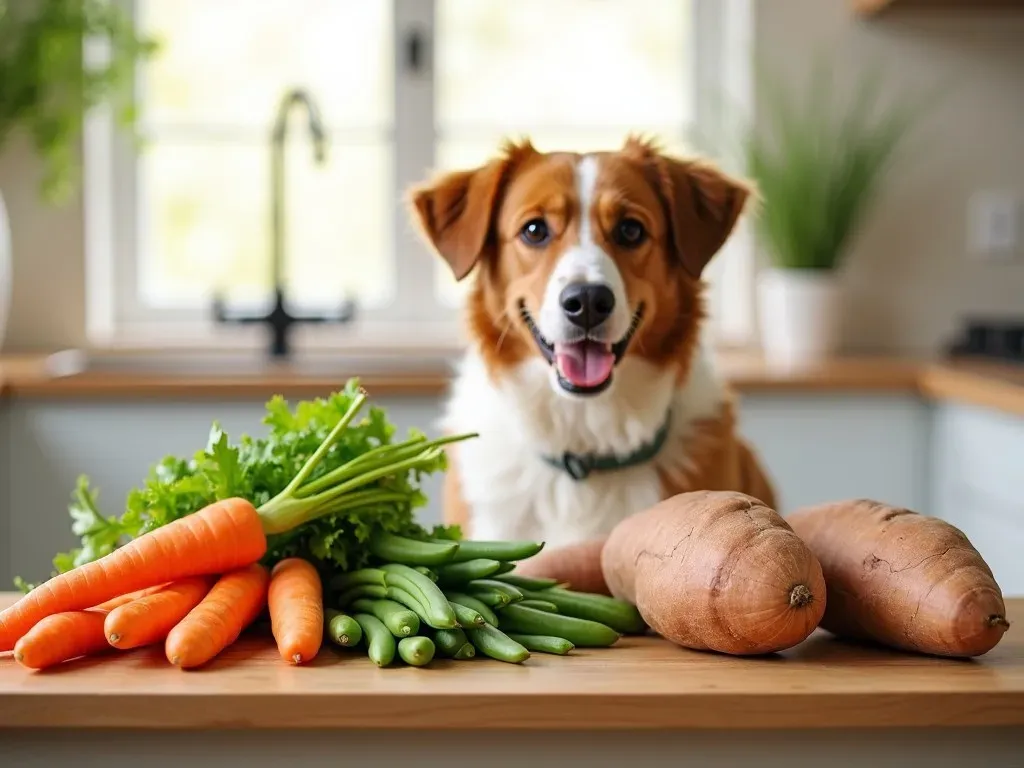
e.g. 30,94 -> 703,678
757,267 -> 841,367
0,189 -> 10,352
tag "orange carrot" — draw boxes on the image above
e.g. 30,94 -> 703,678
105,576 -> 215,650
12,585 -> 167,670
165,563 -> 269,669
268,558 -> 324,664
13,610 -> 111,670
0,498 -> 267,651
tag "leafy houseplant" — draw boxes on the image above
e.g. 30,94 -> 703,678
0,0 -> 158,350
723,64 -> 931,365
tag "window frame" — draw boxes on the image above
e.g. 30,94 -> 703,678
84,0 -> 755,352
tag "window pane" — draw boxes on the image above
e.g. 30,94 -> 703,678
138,0 -> 393,129
138,140 -> 393,309
436,0 -> 692,132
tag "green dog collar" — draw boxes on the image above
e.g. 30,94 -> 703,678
541,411 -> 672,481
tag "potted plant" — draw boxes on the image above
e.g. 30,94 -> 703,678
736,65 -> 930,366
0,0 -> 158,350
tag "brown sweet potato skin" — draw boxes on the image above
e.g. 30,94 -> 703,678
786,499 -> 1009,658
513,538 -> 611,595
600,490 -> 826,655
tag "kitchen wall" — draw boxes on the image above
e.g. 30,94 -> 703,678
754,1 -> 1024,354
1,1 -> 1022,354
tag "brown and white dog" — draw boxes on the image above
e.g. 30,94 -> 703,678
408,136 -> 776,548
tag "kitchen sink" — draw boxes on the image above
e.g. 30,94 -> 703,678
42,348 -> 460,379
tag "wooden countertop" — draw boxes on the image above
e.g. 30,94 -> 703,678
0,594 -> 1021,731
1,351 -> 1023,417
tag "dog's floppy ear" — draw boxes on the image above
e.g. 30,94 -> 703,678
624,136 -> 754,279
407,139 -> 535,281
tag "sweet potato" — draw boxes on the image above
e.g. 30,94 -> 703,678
601,490 -> 826,655
513,538 -> 611,595
786,498 -> 1009,658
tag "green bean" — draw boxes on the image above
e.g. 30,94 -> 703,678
350,598 -> 420,637
380,564 -> 458,629
384,586 -> 431,624
432,628 -> 470,658
325,609 -> 362,648
367,530 -> 459,566
518,599 -> 559,613
431,539 -> 544,563
434,559 -> 503,586
491,561 -> 516,576
329,568 -> 386,593
506,633 -> 575,655
444,592 -> 500,627
414,566 -> 438,582
452,643 -> 477,660
465,585 -> 509,608
494,573 -> 562,591
497,603 -> 620,647
398,636 -> 435,667
336,584 -> 387,606
448,600 -> 486,628
520,587 -> 646,635
468,579 -> 524,603
354,612 -> 396,667
466,623 -> 530,664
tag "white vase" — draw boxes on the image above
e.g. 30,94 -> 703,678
757,268 -> 841,368
0,189 -> 10,352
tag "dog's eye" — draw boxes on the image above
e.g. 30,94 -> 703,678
614,218 -> 647,248
519,218 -> 551,247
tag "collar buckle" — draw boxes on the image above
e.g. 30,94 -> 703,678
561,452 -> 591,481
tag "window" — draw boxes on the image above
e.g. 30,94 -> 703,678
85,0 -> 754,351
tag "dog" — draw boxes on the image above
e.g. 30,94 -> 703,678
407,136 -> 776,549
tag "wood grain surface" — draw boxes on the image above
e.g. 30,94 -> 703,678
0,594 -> 1021,731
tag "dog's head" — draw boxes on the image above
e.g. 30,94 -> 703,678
408,136 -> 752,398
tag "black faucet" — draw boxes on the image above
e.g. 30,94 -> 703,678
212,88 -> 355,358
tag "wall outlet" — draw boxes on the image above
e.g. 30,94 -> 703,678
968,191 -> 1021,262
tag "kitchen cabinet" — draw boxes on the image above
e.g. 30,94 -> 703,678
737,393 -> 930,515
930,402 -> 1024,595
0,393 -> 931,587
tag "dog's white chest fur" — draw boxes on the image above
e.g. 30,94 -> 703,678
440,345 -> 726,547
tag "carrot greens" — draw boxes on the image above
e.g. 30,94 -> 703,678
17,379 -> 474,591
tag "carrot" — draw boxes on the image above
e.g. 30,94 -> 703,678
0,389 -> 474,652
165,563 -> 270,669
13,610 -> 111,670
268,558 -> 324,664
13,585 -> 167,670
0,498 -> 265,651
104,576 -> 214,650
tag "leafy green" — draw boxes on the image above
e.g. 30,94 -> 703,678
18,380 -> 471,592
0,0 -> 160,203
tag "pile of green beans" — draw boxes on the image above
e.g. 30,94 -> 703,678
322,531 -> 646,667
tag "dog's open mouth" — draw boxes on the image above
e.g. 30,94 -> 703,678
518,300 -> 644,395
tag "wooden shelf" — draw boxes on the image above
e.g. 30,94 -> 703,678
855,0 -> 1024,15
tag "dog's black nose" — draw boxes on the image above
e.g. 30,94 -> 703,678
559,283 -> 616,329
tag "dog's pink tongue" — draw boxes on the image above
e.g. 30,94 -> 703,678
555,340 -> 615,388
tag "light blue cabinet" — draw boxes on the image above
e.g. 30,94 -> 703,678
736,393 -> 930,515
0,391 -> 938,588
930,402 -> 1024,596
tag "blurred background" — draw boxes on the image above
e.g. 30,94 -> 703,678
0,0 -> 1022,593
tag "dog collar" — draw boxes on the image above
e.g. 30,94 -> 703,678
541,411 -> 672,481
